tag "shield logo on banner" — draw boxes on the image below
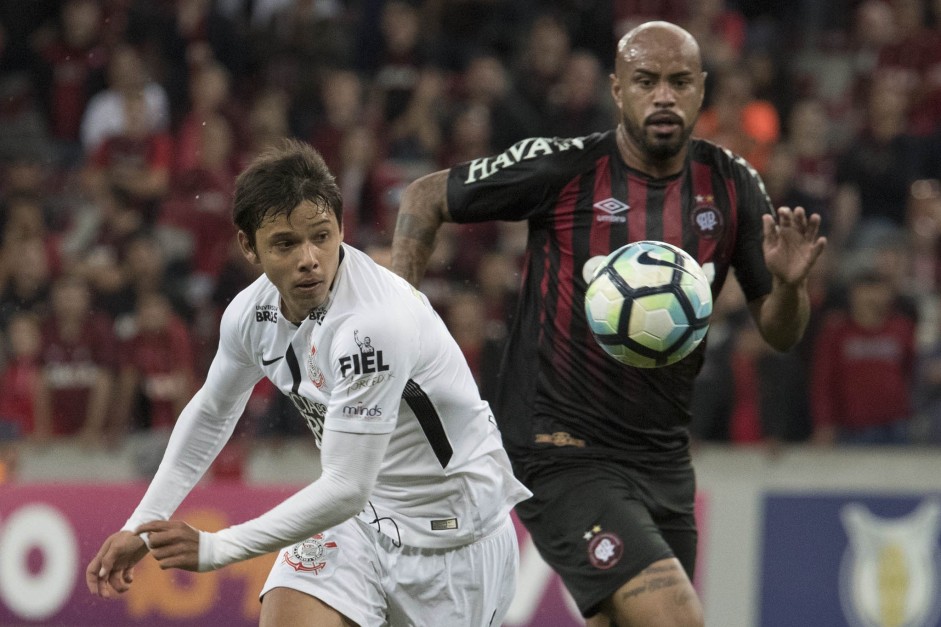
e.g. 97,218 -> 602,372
839,499 -> 941,627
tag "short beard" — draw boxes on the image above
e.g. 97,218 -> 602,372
622,114 -> 693,161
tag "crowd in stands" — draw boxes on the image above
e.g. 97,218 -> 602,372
2,0 -> 941,482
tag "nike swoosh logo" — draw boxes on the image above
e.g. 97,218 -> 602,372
261,355 -> 284,366
636,249 -> 688,273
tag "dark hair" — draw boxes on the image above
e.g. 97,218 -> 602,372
233,139 -> 343,250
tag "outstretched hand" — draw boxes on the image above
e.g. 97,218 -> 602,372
762,206 -> 827,285
85,530 -> 149,598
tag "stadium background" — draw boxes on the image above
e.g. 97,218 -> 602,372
1,0 -> 941,625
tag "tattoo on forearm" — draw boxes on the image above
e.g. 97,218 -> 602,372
394,213 -> 439,249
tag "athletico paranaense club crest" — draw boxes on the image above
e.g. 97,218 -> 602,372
283,534 -> 339,575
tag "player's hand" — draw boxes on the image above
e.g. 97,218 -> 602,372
762,206 -> 827,286
85,530 -> 149,598
136,520 -> 202,572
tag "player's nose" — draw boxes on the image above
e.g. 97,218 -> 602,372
297,242 -> 320,268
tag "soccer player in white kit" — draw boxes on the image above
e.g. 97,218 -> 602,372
85,139 -> 531,627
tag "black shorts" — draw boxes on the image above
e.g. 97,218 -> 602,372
514,457 -> 697,617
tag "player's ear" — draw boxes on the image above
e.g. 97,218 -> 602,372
610,73 -> 622,108
238,230 -> 259,264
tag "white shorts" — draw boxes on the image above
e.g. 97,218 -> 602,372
260,515 -> 519,627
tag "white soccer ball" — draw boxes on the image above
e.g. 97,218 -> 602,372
584,240 -> 713,368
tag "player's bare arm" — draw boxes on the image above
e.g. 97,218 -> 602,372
390,169 -> 453,286
749,205 -> 827,351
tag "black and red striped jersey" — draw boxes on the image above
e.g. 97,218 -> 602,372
446,130 -> 774,472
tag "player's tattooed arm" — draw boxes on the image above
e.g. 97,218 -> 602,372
391,170 -> 453,286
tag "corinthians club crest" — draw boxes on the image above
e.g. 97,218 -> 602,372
839,499 -> 941,627
283,533 -> 339,575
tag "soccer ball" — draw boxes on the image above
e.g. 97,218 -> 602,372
584,241 -> 713,368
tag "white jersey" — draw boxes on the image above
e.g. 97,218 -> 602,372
124,244 -> 530,550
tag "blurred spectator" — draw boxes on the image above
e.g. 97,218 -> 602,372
443,288 -> 505,400
912,0 -> 941,136
93,230 -> 192,331
245,87 -> 292,157
0,140 -> 61,221
690,275 -> 749,442
811,265 -> 917,446
174,61 -> 247,177
874,0 -> 934,119
544,50 -> 614,138
909,178 -> 941,294
683,0 -> 747,74
915,342 -> 941,443
456,51 -> 542,151
160,113 -> 239,285
262,0 -> 355,131
509,12 -> 572,133
334,126 -> 408,247
0,236 -> 53,330
849,0 -> 900,102
833,70 -> 932,244
79,42 -> 170,154
61,186 -> 145,294
382,66 -> 447,164
0,71 -> 53,170
475,250 -> 519,326
82,88 -> 173,223
439,102 -> 494,167
359,0 -> 439,112
33,273 -> 118,447
695,66 -> 780,175
143,0 -> 248,124
691,273 -> 811,447
0,311 -> 43,439
764,99 -> 839,234
33,0 -> 109,160
427,0 -> 530,68
112,290 -> 195,437
307,67 -> 367,173
2,192 -> 55,251
791,0 -> 896,147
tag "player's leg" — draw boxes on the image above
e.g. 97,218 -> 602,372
258,518 -> 386,627
594,556 -> 702,627
515,461 -> 702,627
380,516 -> 519,626
260,587 -> 357,626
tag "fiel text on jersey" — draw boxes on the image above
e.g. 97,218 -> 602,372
339,351 -> 390,377
339,330 -> 390,378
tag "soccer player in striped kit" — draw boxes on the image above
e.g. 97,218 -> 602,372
392,21 -> 826,627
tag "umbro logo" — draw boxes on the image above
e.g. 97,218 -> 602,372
593,198 -> 630,214
593,198 -> 629,223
